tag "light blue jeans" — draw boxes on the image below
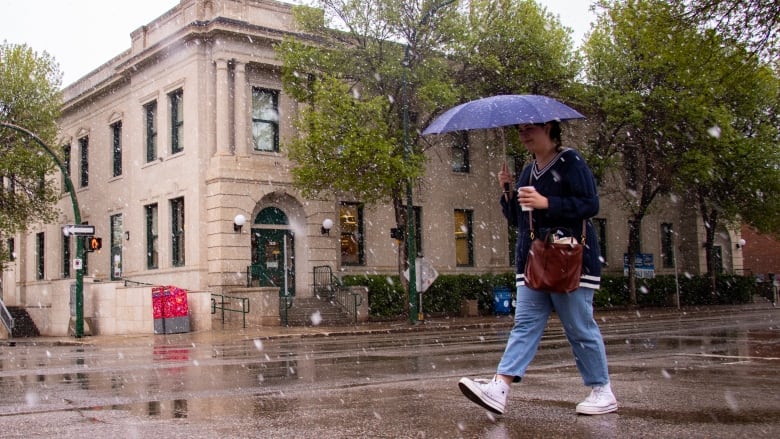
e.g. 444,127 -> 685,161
496,286 -> 610,386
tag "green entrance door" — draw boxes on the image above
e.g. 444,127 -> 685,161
251,228 -> 295,296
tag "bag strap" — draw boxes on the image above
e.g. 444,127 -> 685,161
526,172 -> 587,244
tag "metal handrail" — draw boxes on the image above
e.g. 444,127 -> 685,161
0,298 -> 14,334
123,278 -> 156,287
211,294 -> 250,328
332,288 -> 362,325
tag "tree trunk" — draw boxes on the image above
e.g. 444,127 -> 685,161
392,194 -> 411,314
627,217 -> 642,307
699,196 -> 719,295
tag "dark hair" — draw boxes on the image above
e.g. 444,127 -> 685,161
548,121 -> 562,149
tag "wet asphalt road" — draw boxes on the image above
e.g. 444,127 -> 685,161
1,304 -> 779,438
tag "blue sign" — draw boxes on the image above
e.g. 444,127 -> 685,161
623,253 -> 655,278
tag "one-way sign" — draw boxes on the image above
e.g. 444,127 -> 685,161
63,224 -> 96,236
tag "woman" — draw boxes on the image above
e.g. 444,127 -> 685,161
458,121 -> 617,416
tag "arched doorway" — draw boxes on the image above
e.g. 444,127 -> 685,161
251,207 -> 295,297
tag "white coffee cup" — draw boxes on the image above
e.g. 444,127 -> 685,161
519,186 -> 535,211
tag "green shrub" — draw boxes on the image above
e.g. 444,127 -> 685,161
344,272 -> 757,319
344,272 -> 514,318
597,274 -> 757,307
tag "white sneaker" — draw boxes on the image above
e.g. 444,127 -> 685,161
458,377 -> 509,414
576,383 -> 618,415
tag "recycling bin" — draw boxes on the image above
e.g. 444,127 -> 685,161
152,285 -> 191,334
493,286 -> 512,315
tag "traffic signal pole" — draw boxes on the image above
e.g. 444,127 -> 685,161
0,122 -> 86,338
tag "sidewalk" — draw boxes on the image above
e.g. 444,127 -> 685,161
4,302 -> 775,347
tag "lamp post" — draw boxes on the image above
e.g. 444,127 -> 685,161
1,121 -> 86,338
401,0 -> 455,324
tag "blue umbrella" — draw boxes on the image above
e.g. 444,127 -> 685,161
421,94 -> 585,135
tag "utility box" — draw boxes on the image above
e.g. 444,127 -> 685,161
493,287 -> 513,315
152,286 -> 191,334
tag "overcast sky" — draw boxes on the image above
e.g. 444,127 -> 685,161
0,0 -> 596,86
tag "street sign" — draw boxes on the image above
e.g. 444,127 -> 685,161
63,224 -> 95,236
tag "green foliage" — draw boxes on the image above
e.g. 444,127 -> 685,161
450,0 -> 582,99
584,0 -> 780,300
344,272 -> 515,317
286,75 -> 421,203
596,274 -> 756,307
347,272 -> 757,319
342,274 -> 406,318
0,42 -> 63,267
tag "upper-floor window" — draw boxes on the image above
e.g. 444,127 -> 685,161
251,88 -> 279,152
78,136 -> 89,188
452,133 -> 470,173
171,197 -> 185,267
111,121 -> 122,177
145,203 -> 159,269
454,209 -> 474,267
169,89 -> 184,154
62,143 -> 71,192
340,202 -> 364,266
144,100 -> 157,162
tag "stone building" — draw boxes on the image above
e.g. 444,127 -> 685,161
0,0 -> 744,336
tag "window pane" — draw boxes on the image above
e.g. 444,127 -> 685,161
661,223 -> 674,268
146,204 -> 158,269
145,101 -> 157,162
340,203 -> 364,266
36,232 -> 45,280
171,197 -> 185,267
62,144 -> 71,192
112,121 -> 122,177
252,122 -> 276,151
79,136 -> 89,187
62,235 -> 71,278
251,88 -> 279,152
169,90 -> 183,154
452,133 -> 469,173
454,209 -> 473,266
111,214 -> 123,280
594,218 -> 607,266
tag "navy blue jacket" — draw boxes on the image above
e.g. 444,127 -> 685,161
501,147 -> 602,290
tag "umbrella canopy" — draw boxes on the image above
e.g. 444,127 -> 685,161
422,94 -> 585,135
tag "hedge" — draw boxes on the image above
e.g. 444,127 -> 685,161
343,273 -> 757,319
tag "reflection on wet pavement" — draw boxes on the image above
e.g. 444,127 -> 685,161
0,305 -> 778,437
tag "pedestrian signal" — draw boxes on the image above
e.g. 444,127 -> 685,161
88,237 -> 102,252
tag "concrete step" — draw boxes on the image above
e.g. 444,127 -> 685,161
7,307 -> 40,338
285,297 -> 353,326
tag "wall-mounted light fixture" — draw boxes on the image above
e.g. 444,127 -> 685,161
234,214 -> 246,233
321,218 -> 334,235
125,231 -> 130,241
736,238 -> 746,249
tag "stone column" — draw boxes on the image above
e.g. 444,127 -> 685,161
233,60 -> 248,156
215,58 -> 230,155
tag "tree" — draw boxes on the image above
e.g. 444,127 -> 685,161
684,0 -> 780,61
0,42 -> 63,268
674,42 -> 780,291
277,1 -> 582,315
449,0 -> 582,100
584,0 -> 780,302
